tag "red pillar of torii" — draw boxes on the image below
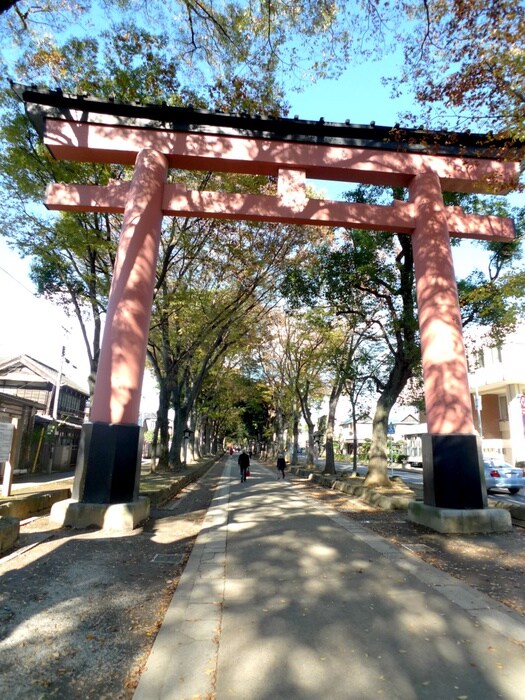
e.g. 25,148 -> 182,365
16,86 -> 521,531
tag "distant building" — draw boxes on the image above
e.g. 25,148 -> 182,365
0,355 -> 89,473
338,411 -> 422,456
337,415 -> 373,454
468,327 -> 525,465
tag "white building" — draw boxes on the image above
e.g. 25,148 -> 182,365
468,326 -> 525,465
326,411 -> 428,465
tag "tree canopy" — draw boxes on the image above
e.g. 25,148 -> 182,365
393,0 -> 525,138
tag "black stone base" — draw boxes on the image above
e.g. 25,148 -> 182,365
72,422 -> 143,504
422,433 -> 487,510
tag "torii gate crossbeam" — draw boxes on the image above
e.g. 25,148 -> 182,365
15,85 -> 521,533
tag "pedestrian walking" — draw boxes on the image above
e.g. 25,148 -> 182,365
238,448 -> 250,482
276,453 -> 286,479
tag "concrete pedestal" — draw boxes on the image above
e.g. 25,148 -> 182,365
0,516 -> 20,554
408,501 -> 512,534
50,496 -> 150,531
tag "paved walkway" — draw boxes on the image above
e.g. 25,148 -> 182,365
134,456 -> 525,700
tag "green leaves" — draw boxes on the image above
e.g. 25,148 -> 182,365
391,0 -> 525,138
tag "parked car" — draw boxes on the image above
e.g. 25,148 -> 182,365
483,458 -> 525,495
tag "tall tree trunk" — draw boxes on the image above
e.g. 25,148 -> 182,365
364,362 -> 412,487
189,411 -> 197,462
307,424 -> 316,468
169,383 -> 191,470
169,405 -> 188,470
364,233 -> 417,487
199,415 -> 207,455
212,419 -> 219,454
365,397 -> 391,487
303,412 -> 315,468
204,417 -> 212,454
192,415 -> 200,458
291,411 -> 300,465
347,392 -> 360,475
352,408 -> 359,475
275,405 -> 285,455
323,383 -> 342,475
150,421 -> 159,472
297,381 -> 316,468
155,383 -> 171,470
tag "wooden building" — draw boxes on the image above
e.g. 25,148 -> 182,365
0,355 -> 89,473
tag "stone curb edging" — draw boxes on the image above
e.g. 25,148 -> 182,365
290,466 -> 414,510
0,488 -> 72,519
489,497 -> 525,528
1,489 -> 73,554
133,458 -> 231,700
0,516 -> 20,554
289,466 -> 525,526
140,456 -> 220,507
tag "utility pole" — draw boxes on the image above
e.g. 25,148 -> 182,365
474,388 -> 483,439
53,345 -> 65,421
48,345 -> 65,472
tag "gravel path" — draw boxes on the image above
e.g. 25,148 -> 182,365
0,463 -> 221,700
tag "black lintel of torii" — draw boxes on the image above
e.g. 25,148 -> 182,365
11,82 -> 523,162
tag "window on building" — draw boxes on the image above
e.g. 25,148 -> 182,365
488,345 -> 503,365
476,349 -> 484,368
498,395 -> 509,421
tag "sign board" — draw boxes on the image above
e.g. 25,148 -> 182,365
0,423 -> 14,462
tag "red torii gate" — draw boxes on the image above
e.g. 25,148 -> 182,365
15,85 -> 521,532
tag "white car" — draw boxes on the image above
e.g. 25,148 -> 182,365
483,458 -> 525,495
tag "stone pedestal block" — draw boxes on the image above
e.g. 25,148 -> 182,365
408,501 -> 512,534
50,496 -> 150,531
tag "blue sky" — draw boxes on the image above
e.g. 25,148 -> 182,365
287,58 -> 407,126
